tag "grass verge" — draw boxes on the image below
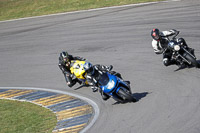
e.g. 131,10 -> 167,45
0,0 -> 163,21
0,99 -> 57,133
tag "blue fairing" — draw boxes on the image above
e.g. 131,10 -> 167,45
99,72 -> 124,95
99,72 -> 132,102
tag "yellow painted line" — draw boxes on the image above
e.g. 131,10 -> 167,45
0,90 -> 20,97
53,123 -> 87,133
33,94 -> 74,105
33,94 -> 75,106
0,90 -> 34,98
1,90 -> 34,98
56,105 -> 93,121
33,94 -> 62,103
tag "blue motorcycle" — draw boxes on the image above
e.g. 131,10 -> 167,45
97,72 -> 136,103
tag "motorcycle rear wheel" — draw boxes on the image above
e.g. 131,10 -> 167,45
184,54 -> 199,68
118,89 -> 136,102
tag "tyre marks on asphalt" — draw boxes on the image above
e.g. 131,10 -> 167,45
0,89 -> 94,133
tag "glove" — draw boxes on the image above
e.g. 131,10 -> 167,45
170,29 -> 179,36
106,65 -> 113,71
79,57 -> 86,61
170,29 -> 179,40
170,29 -> 177,34
70,74 -> 75,78
64,72 -> 74,78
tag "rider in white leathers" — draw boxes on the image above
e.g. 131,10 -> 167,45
151,28 -> 194,67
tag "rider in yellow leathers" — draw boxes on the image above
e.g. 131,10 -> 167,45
58,51 -> 85,87
58,51 -> 113,90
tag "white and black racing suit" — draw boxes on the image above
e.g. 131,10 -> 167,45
152,29 -> 193,66
85,65 -> 126,101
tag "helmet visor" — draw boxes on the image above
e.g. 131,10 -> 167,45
86,67 -> 94,75
153,32 -> 160,40
63,57 -> 69,63
154,35 -> 159,40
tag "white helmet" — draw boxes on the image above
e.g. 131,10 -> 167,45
84,62 -> 94,75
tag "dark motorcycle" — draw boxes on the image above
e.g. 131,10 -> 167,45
166,32 -> 199,68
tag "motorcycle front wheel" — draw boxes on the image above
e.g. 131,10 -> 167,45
118,89 -> 136,102
184,53 -> 199,68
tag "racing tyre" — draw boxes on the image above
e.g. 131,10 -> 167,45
185,53 -> 199,68
118,88 -> 136,102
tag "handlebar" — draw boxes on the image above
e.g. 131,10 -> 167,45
173,31 -> 180,39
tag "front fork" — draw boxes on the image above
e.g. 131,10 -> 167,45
182,47 -> 196,59
173,48 -> 196,65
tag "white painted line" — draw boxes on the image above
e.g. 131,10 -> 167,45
0,87 -> 99,133
0,0 -> 181,23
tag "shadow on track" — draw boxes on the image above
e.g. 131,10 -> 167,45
74,84 -> 90,90
112,92 -> 150,105
174,60 -> 200,72
74,84 -> 150,105
132,92 -> 150,101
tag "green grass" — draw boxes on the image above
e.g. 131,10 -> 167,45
0,0 -> 163,21
0,99 -> 57,133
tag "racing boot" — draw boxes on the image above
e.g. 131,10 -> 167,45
67,79 -> 77,87
102,93 -> 110,101
91,86 -> 98,92
76,79 -> 82,85
109,71 -> 122,79
124,81 -> 130,86
99,89 -> 110,100
177,62 -> 187,69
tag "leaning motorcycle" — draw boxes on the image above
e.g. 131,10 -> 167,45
97,72 -> 136,103
166,32 -> 199,68
70,60 -> 88,85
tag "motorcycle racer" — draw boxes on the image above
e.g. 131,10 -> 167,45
83,62 -> 129,101
83,62 -> 113,93
58,51 -> 114,89
151,28 -> 194,67
58,51 -> 86,87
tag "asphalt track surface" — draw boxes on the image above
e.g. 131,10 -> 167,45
0,0 -> 200,133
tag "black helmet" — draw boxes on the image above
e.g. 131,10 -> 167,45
151,28 -> 160,41
60,51 -> 69,63
84,62 -> 94,75
177,38 -> 186,46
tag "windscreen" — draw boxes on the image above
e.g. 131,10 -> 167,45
98,73 -> 109,86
